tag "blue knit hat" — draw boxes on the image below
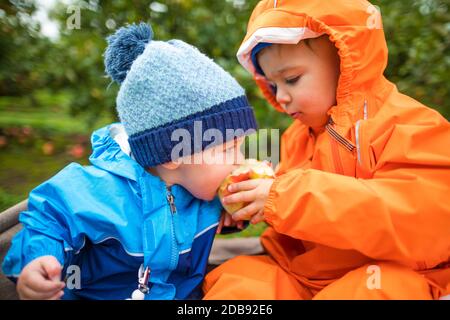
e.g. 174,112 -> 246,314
104,23 -> 257,167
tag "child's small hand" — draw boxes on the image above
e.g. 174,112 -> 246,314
216,210 -> 245,234
222,178 -> 274,224
17,255 -> 65,300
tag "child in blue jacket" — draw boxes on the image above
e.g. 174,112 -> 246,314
2,23 -> 257,300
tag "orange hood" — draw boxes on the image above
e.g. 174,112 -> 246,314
237,0 -> 391,126
232,0 -> 450,294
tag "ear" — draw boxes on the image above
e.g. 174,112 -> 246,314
161,161 -> 181,170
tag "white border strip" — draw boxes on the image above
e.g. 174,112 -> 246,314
65,236 -> 143,257
237,27 -> 324,74
93,237 -> 144,256
355,120 -> 362,165
179,248 -> 191,254
194,222 -> 219,239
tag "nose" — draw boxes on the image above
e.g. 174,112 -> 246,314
275,86 -> 291,111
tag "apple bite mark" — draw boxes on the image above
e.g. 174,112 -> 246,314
218,159 -> 275,215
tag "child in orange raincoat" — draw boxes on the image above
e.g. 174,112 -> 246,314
203,0 -> 450,299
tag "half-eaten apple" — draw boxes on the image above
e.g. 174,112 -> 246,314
218,159 -> 275,215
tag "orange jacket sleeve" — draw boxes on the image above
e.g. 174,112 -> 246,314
264,121 -> 450,269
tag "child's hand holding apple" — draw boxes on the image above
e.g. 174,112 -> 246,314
218,159 -> 275,225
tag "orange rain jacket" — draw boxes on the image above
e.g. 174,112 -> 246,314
204,0 -> 450,299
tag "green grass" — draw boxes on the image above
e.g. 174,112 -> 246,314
0,112 -> 87,135
0,93 -> 114,135
0,188 -> 24,212
0,108 -> 113,136
217,222 -> 267,238
0,142 -> 90,211
0,92 -> 97,211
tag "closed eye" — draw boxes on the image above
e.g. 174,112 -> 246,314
285,76 -> 301,85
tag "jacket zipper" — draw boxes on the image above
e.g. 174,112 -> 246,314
326,118 -> 355,175
326,118 -> 356,153
166,186 -> 178,271
330,138 -> 344,174
326,99 -> 368,172
166,187 -> 177,215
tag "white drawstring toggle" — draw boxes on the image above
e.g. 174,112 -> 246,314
129,264 -> 151,300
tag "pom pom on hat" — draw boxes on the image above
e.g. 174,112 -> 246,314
104,22 -> 153,84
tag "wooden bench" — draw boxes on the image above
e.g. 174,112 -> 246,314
0,200 -> 26,300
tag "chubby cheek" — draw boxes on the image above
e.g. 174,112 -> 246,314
295,88 -> 333,120
206,167 -> 236,199
294,92 -> 313,112
183,180 -> 213,201
292,92 -> 318,119
186,172 -> 225,201
191,185 -> 216,201
299,74 -> 335,108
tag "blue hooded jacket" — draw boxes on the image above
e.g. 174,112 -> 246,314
2,123 -> 222,299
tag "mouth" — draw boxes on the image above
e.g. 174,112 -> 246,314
289,112 -> 302,119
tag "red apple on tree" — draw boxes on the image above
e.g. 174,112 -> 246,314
218,159 -> 275,214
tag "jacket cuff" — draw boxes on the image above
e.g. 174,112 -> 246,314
2,236 -> 65,278
263,176 -> 282,227
25,240 -> 65,267
263,169 -> 307,230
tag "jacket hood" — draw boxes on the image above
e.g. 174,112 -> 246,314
89,123 -> 145,182
88,123 -> 208,209
237,0 -> 394,126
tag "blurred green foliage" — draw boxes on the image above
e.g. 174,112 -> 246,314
1,0 -> 448,130
380,0 -> 450,114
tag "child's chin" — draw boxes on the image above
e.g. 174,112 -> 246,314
191,190 -> 215,201
203,194 -> 216,201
